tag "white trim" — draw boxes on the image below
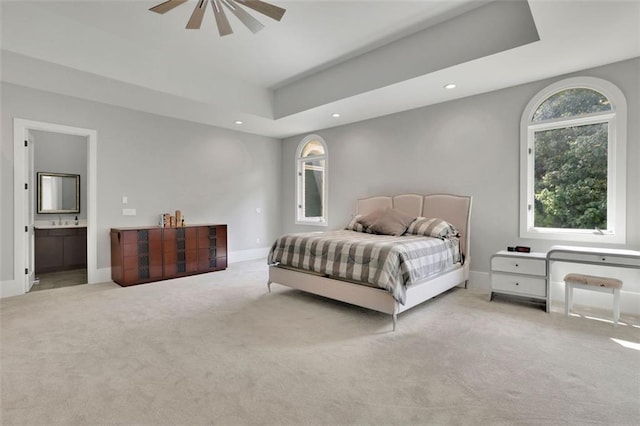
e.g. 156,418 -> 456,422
228,247 -> 271,263
528,112 -> 615,132
468,270 -> 490,290
13,119 -> 98,296
0,280 -> 24,299
295,134 -> 328,226
94,248 -> 269,285
95,267 -> 113,284
519,77 -> 627,244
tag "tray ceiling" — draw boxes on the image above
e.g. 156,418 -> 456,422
1,0 -> 639,138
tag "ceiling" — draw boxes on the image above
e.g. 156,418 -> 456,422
1,0 -> 639,138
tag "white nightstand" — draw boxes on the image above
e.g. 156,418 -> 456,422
490,250 -> 548,311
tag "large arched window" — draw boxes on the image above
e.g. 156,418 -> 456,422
296,135 -> 328,225
520,77 -> 627,243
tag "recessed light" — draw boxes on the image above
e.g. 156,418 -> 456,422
234,120 -> 243,125
444,83 -> 457,89
332,113 -> 341,118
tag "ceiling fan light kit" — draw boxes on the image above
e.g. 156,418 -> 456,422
150,0 -> 286,36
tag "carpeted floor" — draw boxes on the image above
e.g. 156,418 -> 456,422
1,259 -> 638,425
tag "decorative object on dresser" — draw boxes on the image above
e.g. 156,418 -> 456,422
490,250 -> 548,311
507,246 -> 531,253
110,224 -> 227,286
161,210 -> 187,228
267,193 -> 472,331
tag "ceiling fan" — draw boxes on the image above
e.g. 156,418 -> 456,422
149,0 -> 286,36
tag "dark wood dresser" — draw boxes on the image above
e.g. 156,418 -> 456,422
110,224 -> 227,286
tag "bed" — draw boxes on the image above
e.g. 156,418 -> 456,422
267,193 -> 472,330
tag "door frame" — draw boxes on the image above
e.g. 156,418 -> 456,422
25,131 -> 35,291
13,118 -> 98,293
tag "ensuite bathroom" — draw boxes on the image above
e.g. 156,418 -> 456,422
31,130 -> 88,291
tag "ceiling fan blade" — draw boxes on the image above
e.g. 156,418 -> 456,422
211,0 -> 233,36
236,0 -> 285,21
186,0 -> 208,29
222,0 -> 265,34
149,0 -> 188,14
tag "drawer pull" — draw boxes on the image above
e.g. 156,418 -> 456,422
602,257 -> 606,262
515,282 -> 519,286
515,263 -> 519,267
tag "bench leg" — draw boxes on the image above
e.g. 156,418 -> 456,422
613,288 -> 620,326
565,283 -> 573,317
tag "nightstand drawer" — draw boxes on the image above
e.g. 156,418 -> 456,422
491,274 -> 546,297
491,257 -> 546,276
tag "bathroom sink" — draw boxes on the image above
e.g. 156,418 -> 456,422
34,221 -> 87,230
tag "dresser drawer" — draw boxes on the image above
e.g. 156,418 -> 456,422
491,274 -> 546,297
491,256 -> 546,276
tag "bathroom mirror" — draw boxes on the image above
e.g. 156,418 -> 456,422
37,172 -> 80,214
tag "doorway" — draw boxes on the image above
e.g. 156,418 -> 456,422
30,130 -> 88,291
13,119 -> 97,295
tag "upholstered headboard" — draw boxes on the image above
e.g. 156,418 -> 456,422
356,193 -> 472,261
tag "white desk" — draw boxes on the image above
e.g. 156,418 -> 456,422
490,246 -> 640,312
547,245 -> 640,269
546,245 -> 640,312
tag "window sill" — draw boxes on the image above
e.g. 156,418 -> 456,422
295,220 -> 328,227
520,229 -> 625,245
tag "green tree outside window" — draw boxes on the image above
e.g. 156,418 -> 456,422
532,89 -> 610,231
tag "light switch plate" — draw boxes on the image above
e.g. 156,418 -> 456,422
122,208 -> 136,216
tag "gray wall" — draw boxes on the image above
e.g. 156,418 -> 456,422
2,58 -> 638,283
280,58 -> 640,275
32,130 -> 88,221
1,83 -> 282,281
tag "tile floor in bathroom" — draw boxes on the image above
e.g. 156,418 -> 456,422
31,269 -> 88,292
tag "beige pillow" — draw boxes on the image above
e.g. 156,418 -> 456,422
406,217 -> 459,238
345,214 -> 366,233
357,208 -> 387,228
368,208 -> 416,236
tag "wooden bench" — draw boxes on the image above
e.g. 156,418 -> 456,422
564,273 -> 622,325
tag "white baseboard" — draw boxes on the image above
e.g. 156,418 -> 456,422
550,280 -> 639,316
468,270 -> 490,290
1,268 -> 114,296
0,279 -> 23,298
228,247 -> 270,264
7,262 -> 639,315
465,271 -> 639,316
86,249 -> 269,286
93,267 -> 112,284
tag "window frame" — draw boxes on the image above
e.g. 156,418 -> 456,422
519,77 -> 627,244
295,134 -> 328,226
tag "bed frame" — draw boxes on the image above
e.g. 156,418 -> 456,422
267,193 -> 472,330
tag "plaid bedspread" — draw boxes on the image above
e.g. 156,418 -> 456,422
267,230 -> 460,304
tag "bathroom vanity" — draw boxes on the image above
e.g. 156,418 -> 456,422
34,225 -> 87,273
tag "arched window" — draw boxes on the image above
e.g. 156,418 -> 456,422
520,77 -> 627,243
296,135 -> 328,225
